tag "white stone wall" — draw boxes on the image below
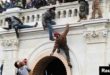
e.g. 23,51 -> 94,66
0,0 -> 110,75
0,19 -> 110,75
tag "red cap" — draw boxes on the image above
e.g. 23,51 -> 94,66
54,32 -> 60,37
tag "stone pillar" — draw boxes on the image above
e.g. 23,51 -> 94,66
84,22 -> 108,75
0,35 -> 19,75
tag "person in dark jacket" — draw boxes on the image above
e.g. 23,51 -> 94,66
78,0 -> 89,22
3,16 -> 37,38
50,24 -> 72,68
32,0 -> 47,9
22,0 -> 26,9
42,7 -> 56,41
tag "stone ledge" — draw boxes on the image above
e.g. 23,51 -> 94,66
0,18 -> 109,35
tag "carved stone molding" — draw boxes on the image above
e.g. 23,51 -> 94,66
0,37 -> 19,50
84,30 -> 108,44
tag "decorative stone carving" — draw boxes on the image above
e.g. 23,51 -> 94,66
84,30 -> 108,44
0,37 -> 19,50
1,39 -> 18,47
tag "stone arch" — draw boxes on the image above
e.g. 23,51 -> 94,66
28,42 -> 80,75
32,56 -> 67,75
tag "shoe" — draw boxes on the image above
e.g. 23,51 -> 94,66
34,22 -> 38,27
68,62 -> 72,68
50,38 -> 55,41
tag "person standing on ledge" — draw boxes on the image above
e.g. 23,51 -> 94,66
50,24 -> 72,68
42,7 -> 56,41
91,0 -> 103,19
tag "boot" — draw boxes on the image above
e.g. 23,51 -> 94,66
15,28 -> 19,38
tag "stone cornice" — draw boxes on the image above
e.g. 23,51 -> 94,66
0,18 -> 109,35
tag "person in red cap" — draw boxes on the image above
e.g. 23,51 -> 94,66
50,24 -> 72,68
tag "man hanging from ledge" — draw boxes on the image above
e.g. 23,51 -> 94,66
91,0 -> 103,19
3,16 -> 38,38
50,24 -> 72,68
42,7 -> 56,41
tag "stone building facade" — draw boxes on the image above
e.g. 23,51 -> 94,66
0,0 -> 110,75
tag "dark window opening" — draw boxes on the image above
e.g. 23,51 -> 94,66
44,58 -> 67,75
33,56 -> 67,75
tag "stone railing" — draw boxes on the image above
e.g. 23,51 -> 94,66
0,0 -> 108,28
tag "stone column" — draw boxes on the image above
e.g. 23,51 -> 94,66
0,35 -> 19,75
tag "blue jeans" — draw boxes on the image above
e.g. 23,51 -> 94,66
13,24 -> 34,29
46,21 -> 56,40
13,24 -> 34,38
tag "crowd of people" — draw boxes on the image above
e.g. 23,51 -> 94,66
0,0 -> 76,13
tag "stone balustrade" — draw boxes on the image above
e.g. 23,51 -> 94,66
0,0 -> 109,28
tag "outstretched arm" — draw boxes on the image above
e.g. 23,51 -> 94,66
50,41 -> 58,56
62,24 -> 69,37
